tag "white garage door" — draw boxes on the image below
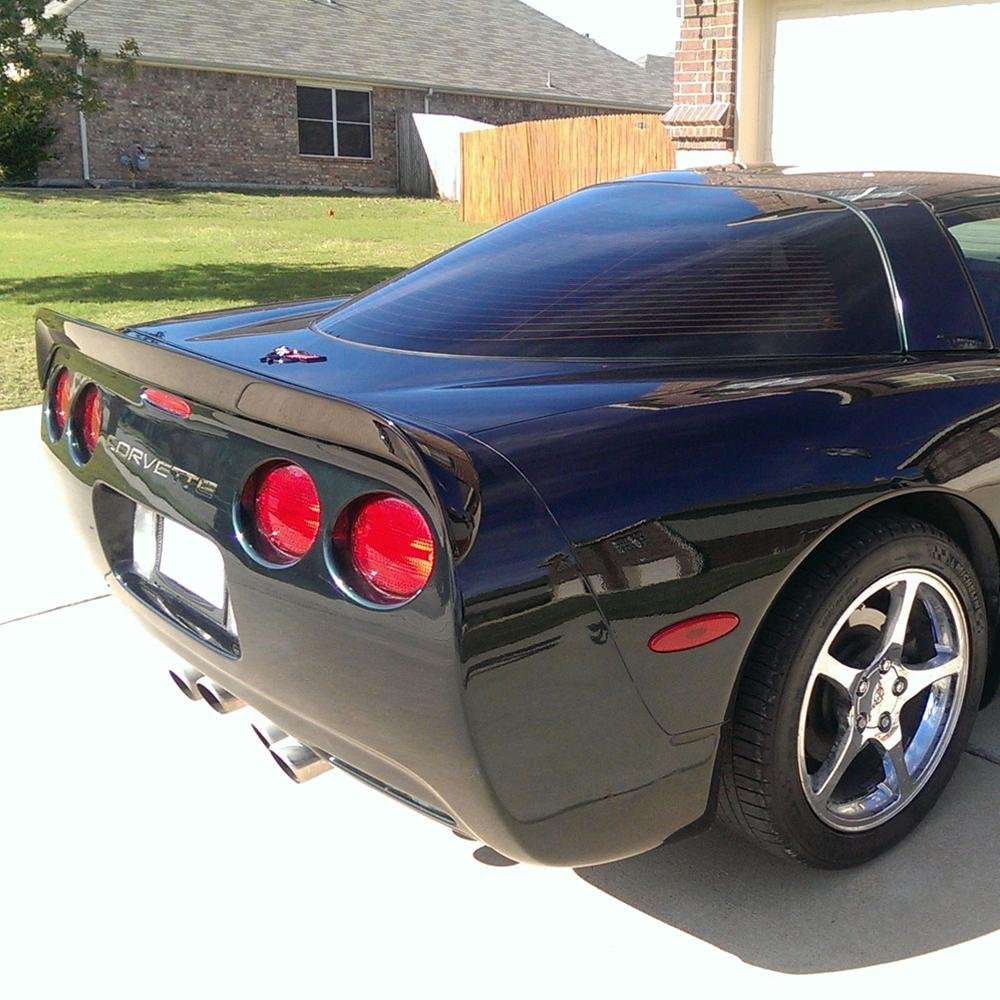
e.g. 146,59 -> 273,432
768,0 -> 1000,173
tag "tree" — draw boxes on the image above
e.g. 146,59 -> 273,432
0,1 -> 137,182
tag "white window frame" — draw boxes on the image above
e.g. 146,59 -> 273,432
296,85 -> 373,161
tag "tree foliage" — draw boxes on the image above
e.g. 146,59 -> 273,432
0,88 -> 56,181
0,1 -> 138,180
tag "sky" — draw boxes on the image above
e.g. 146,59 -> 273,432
522,0 -> 681,61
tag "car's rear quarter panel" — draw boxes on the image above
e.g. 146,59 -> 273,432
449,434 -> 718,856
481,358 -> 1000,737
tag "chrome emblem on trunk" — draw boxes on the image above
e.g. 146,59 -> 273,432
107,435 -> 219,499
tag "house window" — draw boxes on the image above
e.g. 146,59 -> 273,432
296,86 -> 372,159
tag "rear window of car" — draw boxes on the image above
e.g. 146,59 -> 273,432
317,181 -> 902,360
943,205 -> 1000,343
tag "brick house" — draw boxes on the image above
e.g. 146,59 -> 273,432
665,0 -> 1000,174
44,0 -> 671,190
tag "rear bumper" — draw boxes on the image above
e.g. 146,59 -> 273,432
131,584 -> 720,865
40,377 -> 720,866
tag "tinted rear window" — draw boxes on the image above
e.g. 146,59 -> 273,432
317,181 -> 902,360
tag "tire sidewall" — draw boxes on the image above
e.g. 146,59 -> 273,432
767,529 -> 987,867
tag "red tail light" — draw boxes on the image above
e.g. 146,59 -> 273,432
51,368 -> 71,434
247,462 -> 321,561
74,384 -> 103,460
342,494 -> 435,602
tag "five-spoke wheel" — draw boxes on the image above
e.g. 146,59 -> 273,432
719,516 -> 986,867
798,569 -> 968,832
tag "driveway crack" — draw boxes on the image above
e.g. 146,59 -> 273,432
0,592 -> 110,627
964,746 -> 1000,767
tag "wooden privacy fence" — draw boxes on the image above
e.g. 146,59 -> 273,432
460,113 -> 675,224
397,112 -> 436,198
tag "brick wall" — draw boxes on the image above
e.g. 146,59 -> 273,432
41,63 -> 640,190
664,0 -> 738,152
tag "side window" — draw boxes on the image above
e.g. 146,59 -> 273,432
944,205 -> 1000,343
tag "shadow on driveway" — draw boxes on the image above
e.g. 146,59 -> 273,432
578,745 -> 1000,973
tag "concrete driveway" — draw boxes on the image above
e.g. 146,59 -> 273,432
5,403 -> 1000,997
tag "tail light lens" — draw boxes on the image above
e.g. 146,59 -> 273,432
51,368 -> 71,435
245,462 -> 321,562
338,494 -> 436,602
74,384 -> 103,460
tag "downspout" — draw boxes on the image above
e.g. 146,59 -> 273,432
76,62 -> 91,184
424,87 -> 434,114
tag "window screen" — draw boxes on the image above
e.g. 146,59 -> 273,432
944,205 -> 1000,342
317,181 -> 902,360
296,86 -> 372,159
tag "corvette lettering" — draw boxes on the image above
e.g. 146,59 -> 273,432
107,436 -> 218,498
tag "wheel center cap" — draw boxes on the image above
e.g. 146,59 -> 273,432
857,663 -> 904,730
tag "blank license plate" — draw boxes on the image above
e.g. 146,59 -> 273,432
134,506 -> 227,610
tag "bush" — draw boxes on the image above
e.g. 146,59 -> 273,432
0,93 -> 58,184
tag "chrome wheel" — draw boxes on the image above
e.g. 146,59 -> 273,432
797,569 -> 969,832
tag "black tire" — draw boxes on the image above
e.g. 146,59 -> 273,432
718,515 -> 988,867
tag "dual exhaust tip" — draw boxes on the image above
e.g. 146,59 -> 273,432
168,666 -> 246,714
167,667 -> 333,784
251,719 -> 334,784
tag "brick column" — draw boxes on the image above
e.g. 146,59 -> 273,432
664,0 -> 738,158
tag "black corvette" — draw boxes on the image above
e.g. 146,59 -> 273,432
36,169 -> 1000,869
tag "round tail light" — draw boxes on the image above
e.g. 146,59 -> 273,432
245,462 -> 321,562
339,494 -> 436,603
51,368 -> 71,436
74,384 -> 103,460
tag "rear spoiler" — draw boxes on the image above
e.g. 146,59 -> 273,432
34,308 -> 467,528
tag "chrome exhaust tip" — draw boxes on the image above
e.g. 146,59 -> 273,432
269,736 -> 334,784
250,716 -> 288,749
168,666 -> 205,702
194,676 -> 246,715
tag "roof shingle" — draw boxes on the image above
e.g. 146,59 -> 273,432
63,0 -> 671,110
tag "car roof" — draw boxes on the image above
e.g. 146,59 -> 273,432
621,168 -> 1000,215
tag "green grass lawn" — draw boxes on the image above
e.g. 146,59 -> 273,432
0,189 -> 486,410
